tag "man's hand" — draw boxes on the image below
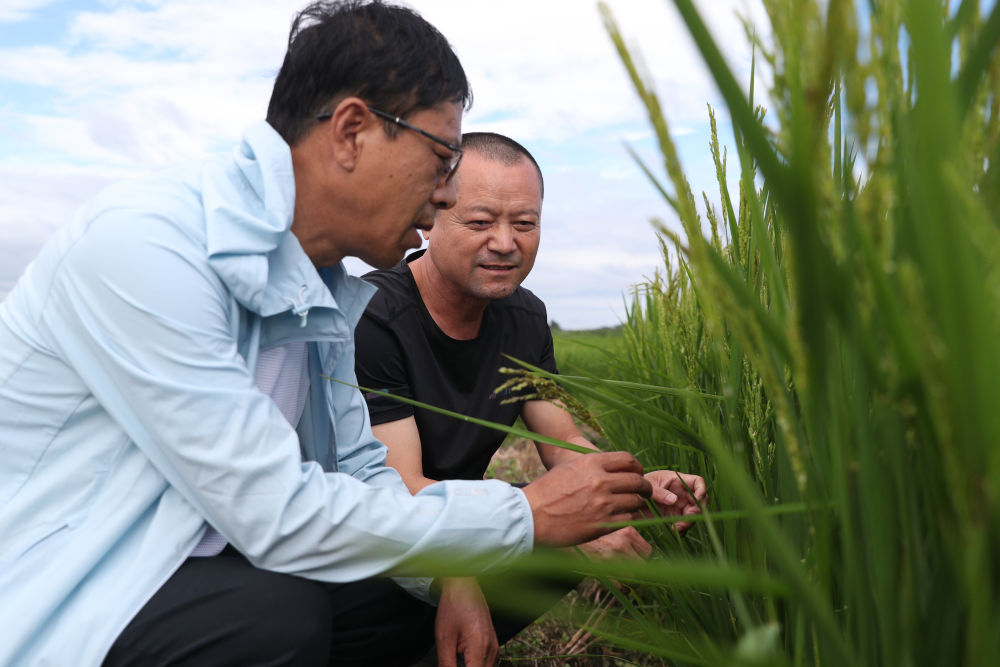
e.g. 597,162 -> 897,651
644,470 -> 707,534
435,577 -> 497,667
523,451 -> 652,547
577,526 -> 653,560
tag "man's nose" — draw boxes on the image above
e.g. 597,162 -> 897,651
431,178 -> 457,210
487,223 -> 516,253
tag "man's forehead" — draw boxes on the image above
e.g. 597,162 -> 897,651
411,101 -> 463,144
461,201 -> 540,218
458,153 -> 541,192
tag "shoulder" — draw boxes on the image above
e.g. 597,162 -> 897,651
58,165 -> 212,277
490,286 -> 553,349
494,285 -> 549,321
491,286 -> 556,368
62,163 -> 219,274
88,160 -> 208,222
361,259 -> 421,325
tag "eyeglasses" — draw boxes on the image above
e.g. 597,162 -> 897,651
315,106 -> 463,183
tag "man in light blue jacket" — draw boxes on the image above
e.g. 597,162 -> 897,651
0,1 -> 658,665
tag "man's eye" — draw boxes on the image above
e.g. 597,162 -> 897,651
514,221 -> 537,230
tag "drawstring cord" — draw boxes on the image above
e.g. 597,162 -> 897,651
283,285 -> 310,328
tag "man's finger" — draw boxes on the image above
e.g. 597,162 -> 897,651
592,451 -> 645,474
434,615 -> 459,667
679,473 -> 708,501
614,492 -> 650,516
608,510 -> 646,526
438,648 -> 457,667
437,637 -> 459,667
622,527 -> 653,558
637,537 -> 653,558
460,643 -> 486,667
486,634 -> 500,666
691,476 -> 708,501
605,473 -> 653,497
651,485 -> 679,506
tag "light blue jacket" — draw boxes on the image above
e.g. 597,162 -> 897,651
0,121 -> 533,666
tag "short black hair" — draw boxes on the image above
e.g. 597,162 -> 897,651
267,0 -> 471,146
461,132 -> 544,199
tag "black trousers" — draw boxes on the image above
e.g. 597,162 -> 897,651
103,546 -> 576,667
103,546 -> 434,667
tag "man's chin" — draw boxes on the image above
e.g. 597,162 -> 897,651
360,248 -> 406,270
368,256 -> 402,270
471,282 -> 518,301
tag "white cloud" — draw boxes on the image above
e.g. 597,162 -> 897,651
0,0 -> 61,22
0,161 -> 124,300
413,0 -> 764,141
0,0 -> 769,325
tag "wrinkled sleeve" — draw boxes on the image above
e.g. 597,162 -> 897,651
317,328 -> 408,490
41,211 -> 533,581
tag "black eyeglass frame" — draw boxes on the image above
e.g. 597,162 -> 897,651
315,106 -> 463,182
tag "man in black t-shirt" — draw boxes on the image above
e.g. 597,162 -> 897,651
356,132 -> 707,666
356,249 -> 556,482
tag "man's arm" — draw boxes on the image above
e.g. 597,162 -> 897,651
521,399 -> 598,468
434,577 -> 498,667
371,418 -> 503,665
42,212 -> 542,581
372,417 -> 439,493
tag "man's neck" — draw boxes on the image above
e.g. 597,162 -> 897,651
409,254 -> 489,340
289,139 -> 348,268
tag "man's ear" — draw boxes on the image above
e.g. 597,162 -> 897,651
323,97 -> 370,172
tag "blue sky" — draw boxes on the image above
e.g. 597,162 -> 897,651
0,0 -> 764,329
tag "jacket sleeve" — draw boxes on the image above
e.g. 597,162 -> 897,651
41,211 -> 534,581
316,327 -> 411,490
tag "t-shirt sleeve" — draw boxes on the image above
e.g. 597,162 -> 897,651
354,312 -> 415,425
539,322 -> 558,375
535,302 -> 559,375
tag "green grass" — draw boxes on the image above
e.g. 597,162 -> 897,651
552,326 -> 626,379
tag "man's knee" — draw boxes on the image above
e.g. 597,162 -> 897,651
105,553 -> 333,666
327,578 -> 436,666
236,565 -> 334,663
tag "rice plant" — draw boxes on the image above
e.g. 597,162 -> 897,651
519,0 -> 1000,664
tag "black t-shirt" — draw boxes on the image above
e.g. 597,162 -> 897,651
355,250 -> 558,481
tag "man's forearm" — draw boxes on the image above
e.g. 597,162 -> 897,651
538,435 -> 599,469
407,474 -> 440,494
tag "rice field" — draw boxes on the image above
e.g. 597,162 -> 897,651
550,327 -> 626,380
487,0 -> 1000,664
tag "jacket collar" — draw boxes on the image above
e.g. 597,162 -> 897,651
201,121 -> 375,329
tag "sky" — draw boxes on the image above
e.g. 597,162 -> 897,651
0,0 -> 767,330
